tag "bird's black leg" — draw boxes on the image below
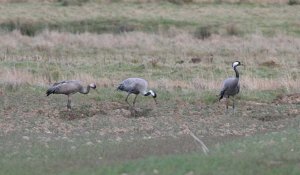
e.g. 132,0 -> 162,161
67,95 -> 71,109
125,93 -> 132,107
232,96 -> 236,114
225,97 -> 229,113
153,97 -> 157,105
226,98 -> 229,110
133,95 -> 138,107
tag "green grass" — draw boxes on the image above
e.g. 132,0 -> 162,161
1,128 -> 299,175
0,2 -> 299,36
0,17 -> 197,36
241,89 -> 285,102
87,129 -> 300,175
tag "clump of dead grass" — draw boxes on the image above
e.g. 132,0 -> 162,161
1,31 -> 299,61
259,60 -> 280,67
0,31 -> 299,93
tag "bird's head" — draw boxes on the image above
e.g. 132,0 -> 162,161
232,61 -> 242,68
149,90 -> 157,98
149,90 -> 158,105
89,83 -> 97,89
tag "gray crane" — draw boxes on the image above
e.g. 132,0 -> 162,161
46,80 -> 96,109
219,61 -> 243,112
117,78 -> 157,107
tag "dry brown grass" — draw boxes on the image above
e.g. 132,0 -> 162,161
0,30 -> 299,92
1,31 -> 299,60
2,69 -> 298,92
129,0 -> 292,3
97,0 -> 293,4
0,0 -> 54,2
0,0 -> 291,3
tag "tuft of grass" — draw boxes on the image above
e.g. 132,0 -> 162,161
194,25 -> 212,40
225,23 -> 242,36
167,0 -> 194,5
199,90 -> 218,104
58,0 -> 90,6
288,0 -> 299,5
0,19 -> 46,36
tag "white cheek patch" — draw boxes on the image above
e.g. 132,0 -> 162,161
232,61 -> 239,67
90,83 -> 96,88
149,90 -> 155,96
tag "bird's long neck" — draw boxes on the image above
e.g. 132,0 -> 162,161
144,91 -> 151,96
80,86 -> 91,94
234,66 -> 239,78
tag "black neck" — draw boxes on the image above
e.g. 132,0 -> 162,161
234,66 -> 239,78
144,91 -> 151,96
144,91 -> 156,98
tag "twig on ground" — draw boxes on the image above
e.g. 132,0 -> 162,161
189,131 -> 209,155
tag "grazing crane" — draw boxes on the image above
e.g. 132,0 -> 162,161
117,78 -> 157,107
219,61 -> 243,112
46,80 -> 96,109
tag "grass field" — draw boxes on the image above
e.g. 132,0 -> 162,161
0,1 -> 299,175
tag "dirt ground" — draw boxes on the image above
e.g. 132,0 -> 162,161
1,92 -> 299,145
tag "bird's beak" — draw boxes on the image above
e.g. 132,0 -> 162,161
154,98 -> 158,105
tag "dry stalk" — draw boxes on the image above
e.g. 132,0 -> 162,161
189,130 -> 209,155
180,124 -> 209,155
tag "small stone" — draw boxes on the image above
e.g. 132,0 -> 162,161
185,171 -> 194,175
22,136 -> 30,140
86,142 -> 93,146
116,137 -> 122,142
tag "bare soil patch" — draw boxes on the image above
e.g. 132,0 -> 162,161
1,92 -> 299,142
273,93 -> 300,104
0,89 -> 299,166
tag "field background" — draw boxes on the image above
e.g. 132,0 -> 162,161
0,0 -> 299,175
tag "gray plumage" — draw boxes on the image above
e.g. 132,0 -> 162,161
117,78 -> 157,107
46,80 -> 96,109
219,61 -> 242,111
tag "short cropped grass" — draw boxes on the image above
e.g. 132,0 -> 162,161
96,129 -> 300,175
1,128 -> 299,175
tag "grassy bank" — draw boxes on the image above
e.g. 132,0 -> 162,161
1,128 -> 299,175
90,129 -> 300,175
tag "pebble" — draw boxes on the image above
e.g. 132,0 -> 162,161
22,136 -> 30,140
